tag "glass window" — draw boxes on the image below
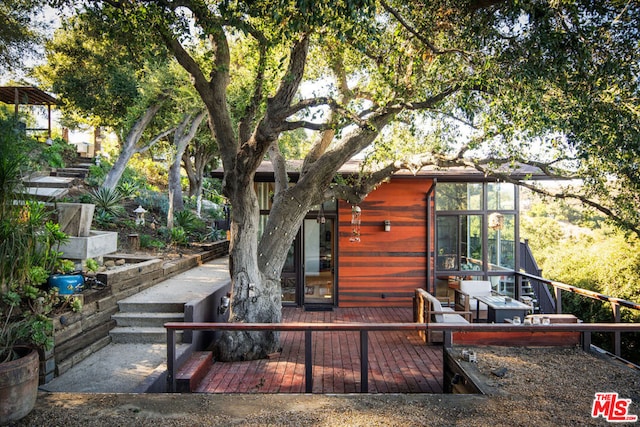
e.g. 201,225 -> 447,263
436,183 -> 483,211
256,182 -> 275,210
488,213 -> 515,270
436,215 -> 483,271
487,182 -> 515,210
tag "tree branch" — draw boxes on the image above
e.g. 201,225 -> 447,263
136,126 -> 175,154
267,142 -> 289,197
238,40 -> 268,144
380,0 -> 471,57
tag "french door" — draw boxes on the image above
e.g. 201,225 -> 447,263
281,218 -> 336,306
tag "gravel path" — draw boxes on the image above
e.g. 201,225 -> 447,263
16,346 -> 640,426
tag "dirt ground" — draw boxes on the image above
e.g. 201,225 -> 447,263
15,346 -> 640,427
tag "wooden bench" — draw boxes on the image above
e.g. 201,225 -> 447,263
414,288 -> 472,343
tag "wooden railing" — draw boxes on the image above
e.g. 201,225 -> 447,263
517,272 -> 640,357
164,321 -> 640,393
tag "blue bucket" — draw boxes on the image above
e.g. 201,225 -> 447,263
49,274 -> 84,295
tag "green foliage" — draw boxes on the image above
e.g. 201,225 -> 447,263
0,115 -> 71,361
54,259 -> 76,274
208,226 -> 227,242
169,226 -> 189,247
0,0 -> 51,72
174,210 -> 206,235
522,199 -> 640,362
89,187 -> 125,217
40,138 -> 77,169
85,162 -> 111,188
85,258 -> 99,273
116,181 -> 139,199
135,190 -> 169,217
139,234 -> 165,250
93,210 -> 116,229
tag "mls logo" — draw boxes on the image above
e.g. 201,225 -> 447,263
592,392 -> 638,423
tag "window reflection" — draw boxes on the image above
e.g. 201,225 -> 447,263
487,182 -> 515,210
436,183 -> 483,211
436,215 -> 483,271
488,214 -> 515,270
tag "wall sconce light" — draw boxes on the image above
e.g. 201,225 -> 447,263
219,294 -> 230,314
384,220 -> 391,232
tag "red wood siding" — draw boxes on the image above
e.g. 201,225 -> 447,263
337,178 -> 434,307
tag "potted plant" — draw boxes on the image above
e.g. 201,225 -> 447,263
0,117 -> 76,423
48,258 -> 85,295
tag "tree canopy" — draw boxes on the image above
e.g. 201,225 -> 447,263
32,0 -> 640,360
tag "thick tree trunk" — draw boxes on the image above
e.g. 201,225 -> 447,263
215,183 -> 283,361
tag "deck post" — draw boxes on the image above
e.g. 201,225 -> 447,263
612,303 -> 621,357
305,330 -> 313,393
167,328 -> 176,392
360,330 -> 369,393
554,286 -> 562,314
443,330 -> 453,349
582,331 -> 591,352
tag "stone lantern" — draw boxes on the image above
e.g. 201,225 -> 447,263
134,205 -> 147,226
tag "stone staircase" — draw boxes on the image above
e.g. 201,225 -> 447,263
110,300 -> 185,344
22,156 -> 93,201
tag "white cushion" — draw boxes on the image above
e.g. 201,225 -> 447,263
460,280 -> 492,311
442,312 -> 470,324
427,294 -> 445,323
459,280 -> 492,295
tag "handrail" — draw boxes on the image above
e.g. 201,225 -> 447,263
164,321 -> 640,393
518,271 -> 640,311
517,271 -> 640,357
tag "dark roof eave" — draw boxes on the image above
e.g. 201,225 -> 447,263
213,160 -> 555,182
0,86 -> 58,106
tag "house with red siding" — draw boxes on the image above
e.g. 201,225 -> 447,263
220,160 -> 542,310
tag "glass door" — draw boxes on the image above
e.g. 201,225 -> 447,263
303,218 -> 335,305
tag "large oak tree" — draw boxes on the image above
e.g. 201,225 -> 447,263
69,0 -> 640,361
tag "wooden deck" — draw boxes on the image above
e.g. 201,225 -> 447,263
194,307 -> 443,393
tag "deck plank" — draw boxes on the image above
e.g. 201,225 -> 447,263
195,307 -> 443,393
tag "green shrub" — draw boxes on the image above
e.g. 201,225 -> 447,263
116,181 -> 139,199
135,190 -> 169,216
93,210 -> 116,229
40,138 -> 77,168
139,234 -> 165,249
89,187 -> 125,217
86,162 -> 111,187
174,210 -> 206,235
170,226 -> 189,247
85,258 -> 100,272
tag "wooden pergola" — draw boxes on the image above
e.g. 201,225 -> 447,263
0,86 -> 58,138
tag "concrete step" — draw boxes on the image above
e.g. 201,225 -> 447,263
22,175 -> 77,189
51,167 -> 88,178
112,312 -> 185,328
109,327 -> 183,344
23,186 -> 69,201
176,351 -> 213,393
117,301 -> 186,314
71,162 -> 93,169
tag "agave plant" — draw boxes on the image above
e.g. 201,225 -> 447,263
89,187 -> 125,217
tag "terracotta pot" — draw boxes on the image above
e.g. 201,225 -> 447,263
0,347 -> 39,424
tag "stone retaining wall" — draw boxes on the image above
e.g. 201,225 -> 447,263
41,240 -> 230,384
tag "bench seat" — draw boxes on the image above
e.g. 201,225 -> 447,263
414,288 -> 471,343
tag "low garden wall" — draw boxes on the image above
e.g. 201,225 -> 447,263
41,240 -> 230,384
